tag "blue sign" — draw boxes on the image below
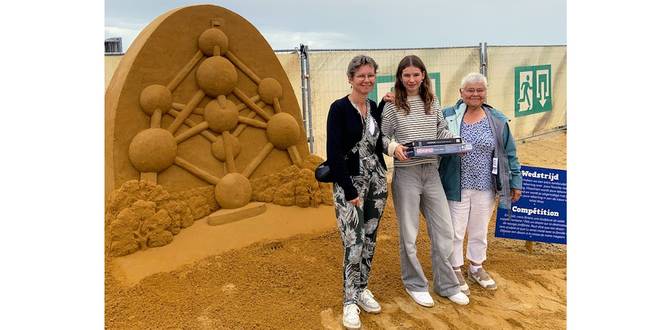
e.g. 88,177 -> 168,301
495,165 -> 566,244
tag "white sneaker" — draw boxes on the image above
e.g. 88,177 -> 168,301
468,267 -> 497,290
454,269 -> 470,296
342,303 -> 361,329
448,291 -> 470,305
357,289 -> 381,313
405,288 -> 435,307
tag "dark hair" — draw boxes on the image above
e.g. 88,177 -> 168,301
394,55 -> 434,115
346,55 -> 379,78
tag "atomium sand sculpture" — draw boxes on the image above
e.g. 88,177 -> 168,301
131,25 -> 303,210
105,5 -> 326,256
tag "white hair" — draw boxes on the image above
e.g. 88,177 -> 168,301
460,72 -> 488,89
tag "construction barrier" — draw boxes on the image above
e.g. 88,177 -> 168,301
106,45 -> 566,159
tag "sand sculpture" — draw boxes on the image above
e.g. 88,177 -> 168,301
105,5 -> 331,256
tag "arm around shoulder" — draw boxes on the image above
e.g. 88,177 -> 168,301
380,102 -> 399,156
434,99 -> 457,139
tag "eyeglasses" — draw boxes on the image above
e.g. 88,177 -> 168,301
462,88 -> 486,94
354,74 -> 376,80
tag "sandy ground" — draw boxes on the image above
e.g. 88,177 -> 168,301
106,130 -> 566,329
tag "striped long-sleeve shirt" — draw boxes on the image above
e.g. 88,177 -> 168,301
381,95 -> 455,167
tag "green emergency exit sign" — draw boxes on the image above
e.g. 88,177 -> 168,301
514,65 -> 552,117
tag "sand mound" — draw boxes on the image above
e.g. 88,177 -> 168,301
105,180 -> 218,256
251,155 -> 333,207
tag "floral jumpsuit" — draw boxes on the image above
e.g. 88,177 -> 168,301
333,107 -> 388,306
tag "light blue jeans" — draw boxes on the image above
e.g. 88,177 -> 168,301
392,163 -> 461,297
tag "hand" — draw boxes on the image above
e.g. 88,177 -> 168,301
348,197 -> 361,206
394,144 -> 409,161
383,92 -> 395,103
511,188 -> 522,202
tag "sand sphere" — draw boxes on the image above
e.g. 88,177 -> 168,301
215,173 -> 252,209
204,97 -> 239,133
128,128 -> 177,172
139,84 -> 172,115
196,56 -> 238,97
198,28 -> 229,56
266,112 -> 300,150
211,133 -> 241,161
258,78 -> 282,105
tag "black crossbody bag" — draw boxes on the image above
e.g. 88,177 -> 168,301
315,144 -> 360,183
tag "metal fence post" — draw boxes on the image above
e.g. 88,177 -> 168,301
479,42 -> 488,78
297,44 -> 314,153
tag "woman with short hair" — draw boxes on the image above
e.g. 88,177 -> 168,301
439,72 -> 522,294
326,55 -> 388,329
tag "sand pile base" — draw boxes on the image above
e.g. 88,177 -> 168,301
207,202 -> 267,226
110,204 -> 338,286
106,130 -> 567,329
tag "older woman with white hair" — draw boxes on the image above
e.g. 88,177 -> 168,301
438,72 -> 522,294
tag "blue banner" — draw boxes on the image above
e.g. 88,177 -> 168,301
495,165 -> 566,244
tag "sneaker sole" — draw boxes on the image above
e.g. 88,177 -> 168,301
357,300 -> 381,314
342,320 -> 361,329
448,296 -> 470,305
405,288 -> 434,307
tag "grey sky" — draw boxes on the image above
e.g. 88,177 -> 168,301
105,0 -> 566,52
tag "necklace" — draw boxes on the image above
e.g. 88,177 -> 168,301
349,95 -> 368,118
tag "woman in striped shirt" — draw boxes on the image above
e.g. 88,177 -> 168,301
380,55 -> 469,307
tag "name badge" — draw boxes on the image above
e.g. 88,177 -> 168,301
492,157 -> 498,174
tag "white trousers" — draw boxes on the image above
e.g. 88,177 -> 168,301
449,189 -> 495,267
